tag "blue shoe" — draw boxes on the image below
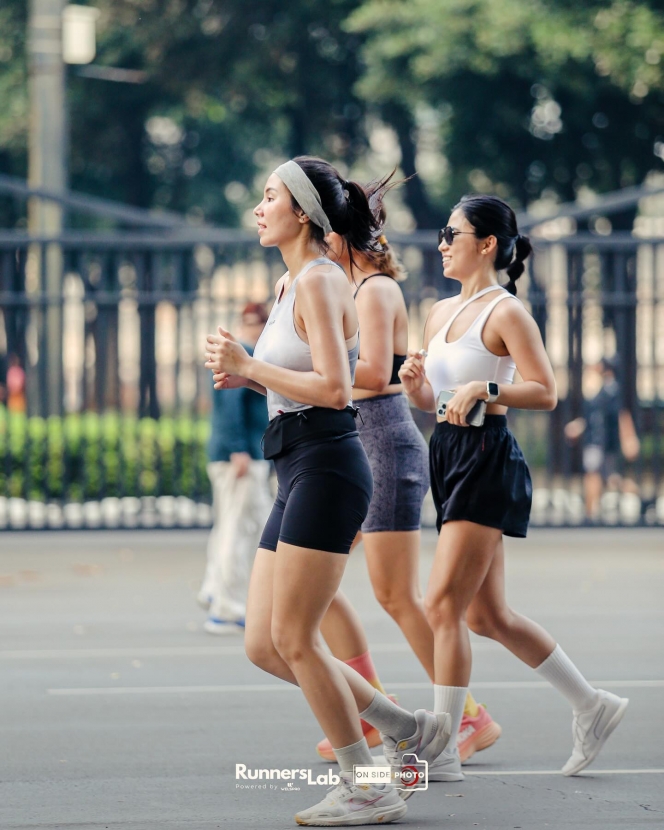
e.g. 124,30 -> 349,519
204,617 -> 245,635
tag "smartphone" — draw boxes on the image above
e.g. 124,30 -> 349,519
436,390 -> 487,427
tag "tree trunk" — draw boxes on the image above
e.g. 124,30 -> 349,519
380,101 -> 444,229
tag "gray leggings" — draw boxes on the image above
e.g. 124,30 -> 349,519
356,393 -> 429,533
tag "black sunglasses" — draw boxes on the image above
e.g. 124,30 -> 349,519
438,226 -> 476,246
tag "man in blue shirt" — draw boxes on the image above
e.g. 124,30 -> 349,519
565,356 -> 639,521
198,303 -> 271,634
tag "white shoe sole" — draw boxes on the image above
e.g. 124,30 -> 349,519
563,697 -> 629,776
295,801 -> 408,826
428,766 -> 464,782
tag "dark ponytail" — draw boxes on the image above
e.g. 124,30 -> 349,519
454,194 -> 531,296
289,156 -> 379,265
504,234 -> 532,294
343,179 -> 379,253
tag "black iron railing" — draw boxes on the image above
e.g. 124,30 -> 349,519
0,230 -> 662,528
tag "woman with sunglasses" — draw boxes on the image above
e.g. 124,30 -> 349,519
314,176 -> 502,781
399,194 -> 628,776
205,157 -> 451,826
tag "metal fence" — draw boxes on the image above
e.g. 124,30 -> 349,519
0,229 -> 662,528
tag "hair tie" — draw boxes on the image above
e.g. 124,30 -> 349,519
378,234 -> 388,247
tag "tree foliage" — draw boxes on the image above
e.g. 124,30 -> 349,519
0,0 -> 663,227
347,0 -> 664,218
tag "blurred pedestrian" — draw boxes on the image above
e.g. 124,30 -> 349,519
564,356 -> 640,521
6,354 -> 26,413
198,303 -> 272,635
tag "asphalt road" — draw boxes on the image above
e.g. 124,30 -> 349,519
1,528 -> 663,830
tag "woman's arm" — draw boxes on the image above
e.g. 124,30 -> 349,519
399,353 -> 436,412
353,279 -> 396,391
492,302 -> 557,410
212,372 -> 267,395
207,267 -> 353,410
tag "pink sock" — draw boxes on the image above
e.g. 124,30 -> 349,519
345,651 -> 386,694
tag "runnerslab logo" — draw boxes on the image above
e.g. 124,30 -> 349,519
235,764 -> 340,790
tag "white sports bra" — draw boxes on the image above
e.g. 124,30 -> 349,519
424,286 -> 518,399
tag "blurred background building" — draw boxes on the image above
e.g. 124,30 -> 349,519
0,0 -> 663,528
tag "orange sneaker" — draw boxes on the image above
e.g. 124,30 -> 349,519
457,704 -> 502,763
315,694 -> 399,762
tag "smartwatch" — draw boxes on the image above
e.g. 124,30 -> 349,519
486,381 -> 499,403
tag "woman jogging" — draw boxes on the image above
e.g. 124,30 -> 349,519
205,156 -> 451,826
398,194 -> 628,777
315,177 -> 501,781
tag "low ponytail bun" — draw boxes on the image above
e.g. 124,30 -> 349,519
504,233 -> 532,295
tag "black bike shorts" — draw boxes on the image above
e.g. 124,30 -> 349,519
259,432 -> 373,554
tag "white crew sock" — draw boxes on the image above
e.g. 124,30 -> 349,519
333,736 -> 374,773
434,685 -> 467,753
535,644 -> 598,712
359,690 -> 417,740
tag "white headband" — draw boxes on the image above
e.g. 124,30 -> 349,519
274,160 -> 333,235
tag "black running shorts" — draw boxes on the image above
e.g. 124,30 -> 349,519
259,431 -> 373,554
429,415 -> 532,538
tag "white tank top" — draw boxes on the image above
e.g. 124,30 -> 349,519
424,286 -> 518,399
253,257 -> 359,420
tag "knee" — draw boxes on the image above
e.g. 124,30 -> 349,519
245,636 -> 282,674
271,625 -> 310,666
374,585 -> 420,621
424,591 -> 464,631
466,607 -> 512,640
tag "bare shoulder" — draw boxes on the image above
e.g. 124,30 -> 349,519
356,274 -> 401,295
427,296 -> 456,324
354,274 -> 402,307
491,293 -> 531,326
422,297 -> 455,345
490,294 -> 543,345
298,262 -> 348,298
431,296 -> 456,311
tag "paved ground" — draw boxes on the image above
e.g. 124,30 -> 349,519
0,528 -> 663,830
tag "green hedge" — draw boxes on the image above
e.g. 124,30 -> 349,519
0,409 -> 211,502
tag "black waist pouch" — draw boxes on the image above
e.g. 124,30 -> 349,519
262,406 -> 359,460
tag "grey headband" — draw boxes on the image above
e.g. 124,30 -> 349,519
274,160 -> 333,235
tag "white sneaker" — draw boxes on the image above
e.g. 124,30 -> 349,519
428,747 -> 464,782
381,709 -> 452,800
562,690 -> 629,776
203,617 -> 245,635
294,773 -> 407,826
